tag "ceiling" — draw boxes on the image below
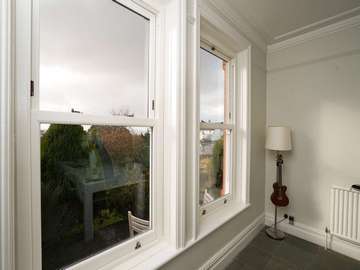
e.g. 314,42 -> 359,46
216,0 -> 360,44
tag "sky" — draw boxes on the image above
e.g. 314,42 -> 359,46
200,49 -> 226,123
39,0 -> 149,117
39,0 -> 225,122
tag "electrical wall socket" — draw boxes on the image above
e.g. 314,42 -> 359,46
289,216 -> 295,225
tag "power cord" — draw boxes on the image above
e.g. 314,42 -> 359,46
269,214 -> 288,228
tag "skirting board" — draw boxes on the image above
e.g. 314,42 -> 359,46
199,213 -> 265,270
265,213 -> 360,261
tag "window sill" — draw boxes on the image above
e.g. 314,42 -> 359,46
198,202 -> 251,240
99,240 -> 178,270
101,203 -> 251,270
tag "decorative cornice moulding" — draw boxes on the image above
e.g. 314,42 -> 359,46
200,1 -> 251,50
273,6 -> 360,41
268,14 -> 360,54
204,0 -> 267,53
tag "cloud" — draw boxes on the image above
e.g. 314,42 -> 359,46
38,0 -> 227,122
200,49 -> 226,123
39,0 -> 149,117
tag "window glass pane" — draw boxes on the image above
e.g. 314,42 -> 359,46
200,48 -> 227,123
39,0 -> 150,117
40,124 -> 151,269
199,129 -> 230,205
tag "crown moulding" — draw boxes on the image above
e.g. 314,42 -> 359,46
267,14 -> 360,54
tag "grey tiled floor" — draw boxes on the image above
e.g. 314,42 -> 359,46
226,228 -> 360,270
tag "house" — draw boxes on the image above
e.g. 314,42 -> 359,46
1,0 -> 360,269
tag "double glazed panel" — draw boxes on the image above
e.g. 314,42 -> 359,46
40,124 -> 151,269
199,48 -> 228,124
199,129 -> 231,206
39,0 -> 150,117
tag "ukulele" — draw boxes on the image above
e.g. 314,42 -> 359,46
270,154 -> 289,207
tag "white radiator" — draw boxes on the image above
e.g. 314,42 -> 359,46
330,186 -> 360,245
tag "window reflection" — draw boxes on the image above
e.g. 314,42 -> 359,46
199,129 -> 230,205
41,124 -> 150,269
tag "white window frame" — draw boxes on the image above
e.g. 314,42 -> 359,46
196,38 -> 251,235
0,0 -> 15,268
198,44 -> 236,216
17,0 -> 168,269
12,0 -> 251,267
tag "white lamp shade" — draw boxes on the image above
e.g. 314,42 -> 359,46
266,126 -> 292,151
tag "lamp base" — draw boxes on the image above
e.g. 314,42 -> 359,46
266,227 -> 285,240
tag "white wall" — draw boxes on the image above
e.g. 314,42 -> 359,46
266,26 -> 360,232
162,44 -> 266,270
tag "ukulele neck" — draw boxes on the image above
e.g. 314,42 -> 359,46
276,153 -> 283,186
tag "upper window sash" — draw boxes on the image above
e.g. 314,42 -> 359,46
199,44 -> 233,125
31,0 -> 157,121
